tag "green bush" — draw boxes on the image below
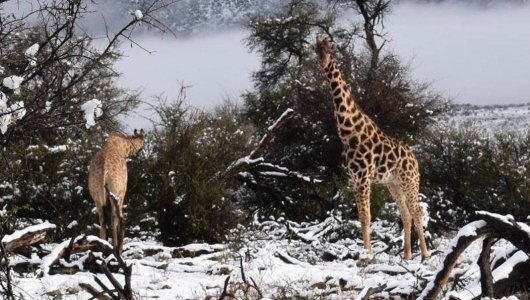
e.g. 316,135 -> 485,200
418,125 -> 530,229
126,96 -> 253,246
0,128 -> 106,238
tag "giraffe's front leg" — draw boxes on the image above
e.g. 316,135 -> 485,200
352,177 -> 373,256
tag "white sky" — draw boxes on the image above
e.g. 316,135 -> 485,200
387,1 -> 530,105
115,29 -> 259,128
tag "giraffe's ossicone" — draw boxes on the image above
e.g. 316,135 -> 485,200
88,129 -> 144,254
315,37 -> 429,261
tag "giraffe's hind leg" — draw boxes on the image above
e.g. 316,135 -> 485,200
403,180 -> 429,260
96,205 -> 106,240
387,183 -> 413,260
88,167 -> 107,240
108,192 -> 123,253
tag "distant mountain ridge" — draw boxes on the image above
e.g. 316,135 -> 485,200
117,0 -> 282,35
115,0 -> 529,35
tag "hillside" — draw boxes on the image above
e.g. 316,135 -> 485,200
445,103 -> 530,134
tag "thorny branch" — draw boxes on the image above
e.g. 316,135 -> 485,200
0,242 -> 15,300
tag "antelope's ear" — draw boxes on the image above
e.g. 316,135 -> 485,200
140,128 -> 145,135
134,129 -> 138,135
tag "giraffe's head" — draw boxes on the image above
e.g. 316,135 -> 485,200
107,129 -> 145,156
129,128 -> 145,155
315,36 -> 333,69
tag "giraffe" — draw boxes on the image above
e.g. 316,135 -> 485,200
315,37 -> 429,260
88,129 -> 144,254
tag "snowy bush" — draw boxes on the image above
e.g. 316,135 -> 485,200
418,125 -> 530,228
126,95 -> 254,245
0,130 -> 108,238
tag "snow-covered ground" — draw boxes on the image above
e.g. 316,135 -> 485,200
0,218 -> 453,299
5,203 -> 527,299
445,103 -> 530,134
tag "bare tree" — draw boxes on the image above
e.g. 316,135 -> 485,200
0,0 -> 175,146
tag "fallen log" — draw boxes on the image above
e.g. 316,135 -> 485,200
420,211 -> 530,300
491,251 -> 530,298
1,222 -> 56,253
418,221 -> 493,300
40,235 -> 113,276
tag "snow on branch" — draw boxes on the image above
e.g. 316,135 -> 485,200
225,108 -> 324,187
1,222 -> 56,253
39,235 -> 113,276
225,108 -> 294,176
286,216 -> 341,243
420,211 -> 530,300
256,162 -> 323,184
274,250 -> 311,267
81,99 -> 103,128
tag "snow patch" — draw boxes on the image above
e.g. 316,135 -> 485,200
81,99 -> 103,128
0,100 -> 27,134
134,10 -> 143,20
25,43 -> 40,58
2,75 -> 24,93
1,221 -> 56,244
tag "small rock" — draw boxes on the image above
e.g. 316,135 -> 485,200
143,248 -> 163,257
66,286 -> 81,294
217,266 -> 231,275
46,289 -> 62,297
339,278 -> 347,289
322,250 -> 338,262
312,282 -> 327,290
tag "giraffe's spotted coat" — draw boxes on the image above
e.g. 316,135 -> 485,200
315,37 -> 429,260
88,129 -> 144,254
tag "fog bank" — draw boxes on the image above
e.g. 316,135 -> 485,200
116,30 -> 259,128
387,1 -> 530,104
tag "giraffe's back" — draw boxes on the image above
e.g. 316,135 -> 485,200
342,130 -> 418,186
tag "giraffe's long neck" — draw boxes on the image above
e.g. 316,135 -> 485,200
323,57 -> 367,139
105,137 -> 131,157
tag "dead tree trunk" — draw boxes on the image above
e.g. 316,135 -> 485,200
0,243 -> 15,300
478,236 -> 495,297
420,211 -> 530,300
79,250 -> 133,300
1,222 -> 56,253
418,221 -> 493,300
